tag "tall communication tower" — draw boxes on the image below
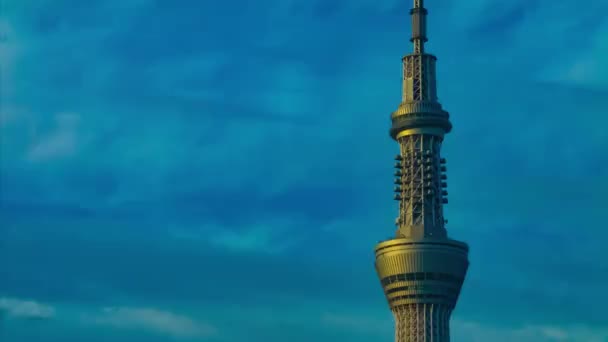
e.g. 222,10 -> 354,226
374,1 -> 469,341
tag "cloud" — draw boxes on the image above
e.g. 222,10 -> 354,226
207,227 -> 281,252
538,20 -> 608,90
0,18 -> 20,97
319,312 -> 608,342
90,307 -> 216,339
26,112 -> 81,162
320,312 -> 391,334
453,319 -> 608,342
0,297 -> 56,320
171,219 -> 298,254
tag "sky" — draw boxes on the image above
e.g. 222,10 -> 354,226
1,0 -> 607,341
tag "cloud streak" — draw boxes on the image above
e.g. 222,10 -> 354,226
453,319 -> 608,342
0,297 -> 55,320
89,307 -> 217,339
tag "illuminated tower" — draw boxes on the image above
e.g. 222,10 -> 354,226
374,1 -> 469,341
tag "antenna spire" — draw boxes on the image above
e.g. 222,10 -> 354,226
410,0 -> 428,54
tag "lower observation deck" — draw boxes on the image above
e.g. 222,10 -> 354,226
375,238 -> 469,341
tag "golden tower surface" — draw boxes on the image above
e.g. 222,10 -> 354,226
374,1 -> 469,341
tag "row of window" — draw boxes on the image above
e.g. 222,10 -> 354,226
381,272 -> 463,286
385,285 -> 460,296
390,293 -> 450,302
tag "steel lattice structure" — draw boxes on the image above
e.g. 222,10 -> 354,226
374,1 -> 469,341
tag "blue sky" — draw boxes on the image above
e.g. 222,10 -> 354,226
1,0 -> 607,341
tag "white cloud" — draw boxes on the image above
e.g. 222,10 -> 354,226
0,297 -> 56,319
91,307 -> 216,339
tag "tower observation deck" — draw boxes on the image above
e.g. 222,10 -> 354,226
374,1 -> 469,341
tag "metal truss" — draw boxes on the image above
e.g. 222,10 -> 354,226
394,134 -> 447,238
393,304 -> 452,342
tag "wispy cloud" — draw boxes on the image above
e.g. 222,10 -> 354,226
172,220 -> 297,254
0,297 -> 55,320
320,312 -> 391,334
319,313 -> 608,342
90,307 -> 217,339
453,319 -> 608,342
26,112 -> 82,162
538,20 -> 608,90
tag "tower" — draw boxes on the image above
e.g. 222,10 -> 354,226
374,1 -> 469,341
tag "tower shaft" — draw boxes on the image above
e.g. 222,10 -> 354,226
393,303 -> 452,341
375,1 -> 469,341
